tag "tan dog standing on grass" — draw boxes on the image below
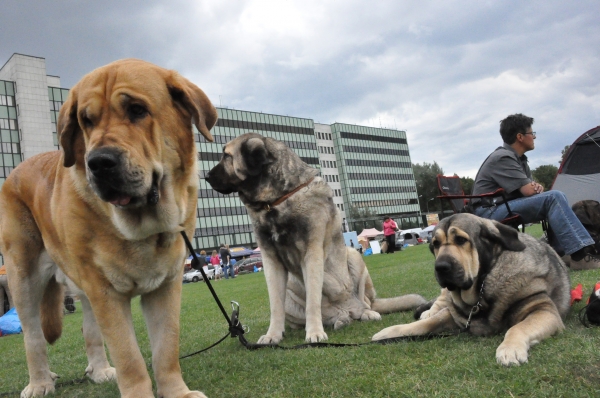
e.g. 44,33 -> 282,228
0,59 -> 216,397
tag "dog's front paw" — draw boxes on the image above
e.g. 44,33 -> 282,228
257,333 -> 283,345
21,372 -> 58,398
305,330 -> 328,343
496,341 -> 529,366
372,325 -> 408,341
360,310 -> 381,322
85,364 -> 117,383
419,309 -> 432,319
333,315 -> 352,330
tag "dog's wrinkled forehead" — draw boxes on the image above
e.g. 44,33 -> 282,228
435,213 -> 481,239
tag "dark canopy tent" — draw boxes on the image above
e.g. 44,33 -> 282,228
551,126 -> 600,206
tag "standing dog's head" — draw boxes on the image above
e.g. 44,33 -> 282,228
429,214 -> 525,291
58,59 -> 217,238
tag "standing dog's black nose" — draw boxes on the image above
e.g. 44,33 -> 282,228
87,148 -> 122,178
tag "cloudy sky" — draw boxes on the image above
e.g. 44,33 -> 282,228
2,1 -> 599,177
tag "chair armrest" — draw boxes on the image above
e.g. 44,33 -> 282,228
436,188 -> 506,200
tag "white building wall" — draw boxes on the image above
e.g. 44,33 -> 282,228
0,54 -> 57,160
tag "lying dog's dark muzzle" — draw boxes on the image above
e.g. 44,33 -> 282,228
434,258 -> 473,291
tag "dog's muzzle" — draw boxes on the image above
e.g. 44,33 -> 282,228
86,147 -> 158,207
434,258 -> 473,291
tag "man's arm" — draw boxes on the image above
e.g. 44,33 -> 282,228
519,181 -> 544,197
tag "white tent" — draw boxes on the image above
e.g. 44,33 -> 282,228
358,228 -> 383,238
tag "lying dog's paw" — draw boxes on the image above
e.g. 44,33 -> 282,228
372,325 -> 408,341
333,315 -> 352,330
86,364 -> 117,383
496,341 -> 529,366
360,310 -> 382,322
21,372 -> 58,398
257,333 -> 283,345
305,330 -> 328,343
419,310 -> 432,320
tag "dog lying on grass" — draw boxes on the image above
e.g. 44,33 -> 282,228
373,213 -> 570,366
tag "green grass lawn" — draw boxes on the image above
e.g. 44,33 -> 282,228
1,224 -> 600,397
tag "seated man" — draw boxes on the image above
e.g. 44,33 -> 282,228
472,113 -> 599,269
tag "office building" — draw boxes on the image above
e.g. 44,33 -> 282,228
0,53 -> 420,256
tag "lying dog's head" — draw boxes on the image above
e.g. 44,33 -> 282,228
58,59 -> 217,238
205,133 -> 317,204
430,213 -> 525,291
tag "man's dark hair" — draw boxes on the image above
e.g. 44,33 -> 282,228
499,113 -> 534,144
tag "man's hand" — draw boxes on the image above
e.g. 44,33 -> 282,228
520,181 -> 544,197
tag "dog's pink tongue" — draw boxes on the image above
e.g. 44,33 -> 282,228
109,196 -> 131,206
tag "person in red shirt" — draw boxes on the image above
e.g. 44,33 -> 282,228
382,216 -> 399,254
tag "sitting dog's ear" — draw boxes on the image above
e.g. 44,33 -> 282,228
481,220 -> 526,252
240,137 -> 273,176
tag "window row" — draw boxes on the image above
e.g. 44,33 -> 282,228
323,174 -> 339,183
196,134 -> 317,151
350,186 -> 417,195
0,119 -> 17,130
320,160 -> 337,169
1,142 -> 19,153
0,154 -> 20,167
342,145 -> 409,157
344,159 -> 411,169
318,146 -> 334,154
0,95 -> 14,106
215,118 -> 314,136
333,189 -> 342,197
0,81 -> 15,96
194,223 -> 254,238
339,131 -> 407,145
351,198 -> 419,208
0,129 -> 19,143
316,132 -> 333,141
347,172 -> 415,181
48,87 -> 70,102
197,205 -> 248,217
336,203 -> 345,211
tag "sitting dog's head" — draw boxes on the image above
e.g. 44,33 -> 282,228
205,133 -> 316,204
430,214 -> 525,291
57,59 -> 217,237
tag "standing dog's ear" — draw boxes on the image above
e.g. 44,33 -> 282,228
166,72 -> 217,142
57,86 -> 81,168
240,137 -> 273,176
480,220 -> 526,252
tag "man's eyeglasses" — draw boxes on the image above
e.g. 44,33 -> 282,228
522,131 -> 536,138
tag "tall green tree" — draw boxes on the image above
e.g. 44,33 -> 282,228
460,176 -> 474,195
532,164 -> 558,190
412,161 -> 444,213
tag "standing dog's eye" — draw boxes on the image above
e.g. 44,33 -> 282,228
128,104 -> 148,121
82,116 -> 93,128
454,236 -> 468,245
432,240 -> 441,249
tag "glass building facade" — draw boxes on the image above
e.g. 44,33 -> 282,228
0,80 -> 21,189
0,53 -> 421,259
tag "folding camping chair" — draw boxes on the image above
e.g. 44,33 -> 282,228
436,174 -> 525,231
